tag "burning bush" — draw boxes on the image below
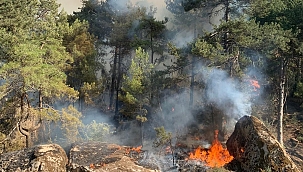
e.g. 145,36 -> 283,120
188,130 -> 233,167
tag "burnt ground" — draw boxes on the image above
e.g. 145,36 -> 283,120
169,99 -> 303,171
283,100 -> 303,170
105,99 -> 303,171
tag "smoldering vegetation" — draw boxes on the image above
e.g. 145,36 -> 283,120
47,0 -> 266,149
3,0 -> 303,171
0,0 -> 267,169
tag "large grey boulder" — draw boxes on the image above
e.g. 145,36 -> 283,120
0,144 -> 68,172
226,115 -> 300,172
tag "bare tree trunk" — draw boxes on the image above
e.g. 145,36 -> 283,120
294,47 -> 301,97
150,28 -> 155,105
300,57 -> 303,80
18,123 -> 32,148
18,93 -> 42,148
109,47 -> 118,109
169,139 -> 175,166
115,46 -> 122,117
150,30 -> 154,64
19,120 -> 41,148
140,121 -> 144,147
223,0 -> 230,53
298,57 -> 302,81
189,19 -> 197,107
278,56 -> 286,147
189,55 -> 195,107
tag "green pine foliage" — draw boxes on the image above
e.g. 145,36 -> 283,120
153,126 -> 172,148
60,105 -> 83,143
64,19 -> 99,88
0,0 -> 86,150
1,0 -> 303,160
120,47 -> 153,120
83,120 -> 110,141
80,81 -> 105,106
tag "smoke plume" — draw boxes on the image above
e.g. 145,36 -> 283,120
201,67 -> 252,119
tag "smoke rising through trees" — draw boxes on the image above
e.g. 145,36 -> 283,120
2,3 -> 303,169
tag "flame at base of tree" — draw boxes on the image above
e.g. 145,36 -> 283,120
188,130 -> 233,167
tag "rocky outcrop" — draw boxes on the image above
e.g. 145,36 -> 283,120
0,142 -> 159,172
226,115 -> 300,172
67,142 -> 159,172
0,144 -> 68,172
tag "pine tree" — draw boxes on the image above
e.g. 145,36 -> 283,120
0,0 -> 80,149
120,47 -> 154,120
107,6 -> 147,116
135,16 -> 167,64
119,47 -> 153,145
69,0 -> 114,45
249,0 -> 303,147
63,19 -> 101,111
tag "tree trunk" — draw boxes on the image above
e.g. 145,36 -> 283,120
109,47 -> 118,109
189,20 -> 197,107
19,123 -> 32,148
19,120 -> 41,148
150,26 -> 155,105
140,121 -> 144,147
150,29 -> 154,64
115,46 -> 122,118
278,56 -> 286,147
223,0 -> 230,53
189,55 -> 195,107
293,47 -> 301,97
18,93 -> 42,148
300,56 -> 303,81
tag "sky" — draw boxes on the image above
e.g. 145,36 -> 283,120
56,0 -> 82,14
56,0 -> 169,17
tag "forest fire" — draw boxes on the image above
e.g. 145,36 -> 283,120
188,130 -> 233,167
250,79 -> 260,91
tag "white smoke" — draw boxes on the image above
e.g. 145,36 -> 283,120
200,67 -> 252,119
108,0 -> 132,13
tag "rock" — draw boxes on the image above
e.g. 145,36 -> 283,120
0,144 -> 68,172
67,142 -> 159,172
226,115 -> 300,172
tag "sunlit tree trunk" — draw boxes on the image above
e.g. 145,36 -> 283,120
278,54 -> 286,147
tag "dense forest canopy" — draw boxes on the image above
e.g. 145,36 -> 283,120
0,0 -> 303,155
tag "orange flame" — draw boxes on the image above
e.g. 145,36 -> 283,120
126,145 -> 142,154
131,145 -> 142,153
89,163 -> 95,169
249,79 -> 260,91
188,130 -> 233,167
